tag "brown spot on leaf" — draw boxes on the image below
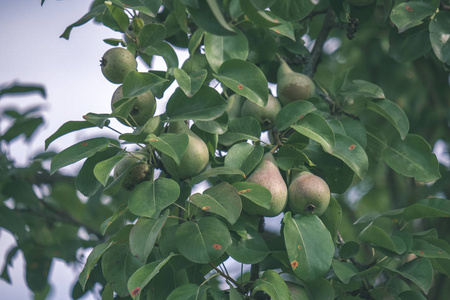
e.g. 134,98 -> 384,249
238,189 -> 251,194
82,115 -> 88,119
131,287 -> 141,297
237,84 -> 244,90
82,142 -> 89,146
213,244 -> 222,250
275,30 -> 280,34
405,6 -> 413,12
202,206 -> 211,211
420,251 -> 425,255
148,138 -> 158,141
298,245 -> 302,250
392,219 -> 398,223
348,144 -> 356,151
291,260 -> 298,270
299,115 -> 304,119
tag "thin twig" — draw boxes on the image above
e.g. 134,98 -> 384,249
209,263 -> 246,293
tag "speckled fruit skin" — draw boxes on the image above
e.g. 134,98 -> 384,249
161,122 -> 209,180
288,172 -> 330,216
101,47 -> 137,84
349,0 -> 376,7
277,60 -> 315,106
240,95 -> 281,131
111,85 -> 156,126
113,153 -> 152,191
242,152 -> 288,217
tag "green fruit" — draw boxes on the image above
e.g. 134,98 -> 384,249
286,282 -> 309,300
349,0 -> 376,7
277,60 -> 315,106
242,152 -> 288,217
226,94 -> 244,119
100,47 -> 137,84
111,85 -> 156,126
241,94 -> 281,130
114,152 -> 152,191
161,121 -> 209,180
288,171 -> 330,216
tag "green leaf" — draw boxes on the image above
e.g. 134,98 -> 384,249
329,117 -> 367,148
304,278 -> 335,300
332,260 -> 359,284
195,113 -> 228,134
253,270 -> 291,300
167,283 -> 208,300
403,198 -> 450,221
383,258 -> 433,294
128,178 -> 180,218
60,4 -> 105,39
187,0 -> 235,35
283,212 -> 334,282
138,23 -> 166,49
105,3 -> 129,32
319,196 -> 342,242
219,117 -> 261,146
269,0 -> 316,21
224,142 -> 264,176
50,138 -> 112,174
92,153 -> 124,187
146,133 -> 189,165
82,112 -> 110,128
232,182 -> 272,210
358,223 -> 403,253
365,98 -> 409,140
100,202 -> 129,235
341,80 -> 385,99
130,211 -> 169,262
166,86 -> 228,121
79,242 -> 113,290
227,226 -> 270,264
102,244 -> 145,297
204,29 -> 249,73
143,41 -> 179,71
240,0 -> 280,27
390,2 -> 434,33
1,117 -> 43,142
127,254 -> 175,299
214,59 -> 268,107
410,237 -> 450,259
109,0 -> 161,17
329,133 -> 368,180
0,83 -> 46,99
189,166 -> 246,185
291,113 -> 335,153
122,71 -> 169,98
429,11 -> 450,65
174,68 -> 207,97
189,182 -> 242,225
389,24 -> 431,62
275,100 -> 317,131
175,217 -> 231,263
383,134 -> 440,182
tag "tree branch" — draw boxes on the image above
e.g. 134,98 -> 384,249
209,263 -> 246,294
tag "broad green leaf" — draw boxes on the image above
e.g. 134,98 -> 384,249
138,23 -> 166,49
224,142 -> 264,176
76,147 -> 123,196
332,260 -> 359,284
383,134 -> 440,182
204,29 -> 249,73
219,117 -> 261,146
389,24 -> 431,62
403,198 -> 450,221
128,178 -> 180,218
358,223 -> 403,253
319,196 -> 342,242
93,153 -> 125,186
79,242 -> 113,290
122,71 -> 169,98
102,244 -> 144,297
268,17 -> 295,40
429,11 -> 450,65
119,115 -> 162,144
45,121 -> 95,150
275,100 -> 317,131
110,97 -> 138,125
82,112 -> 110,128
410,237 -> 450,259
60,4 -> 105,39
50,138 -> 112,174
339,241 -> 360,259
232,182 -> 272,210
143,41 -> 179,71
399,290 -> 427,300
2,117 -> 43,142
174,68 -> 207,97
166,87 -> 228,121
189,182 -> 242,225
226,226 -> 270,264
175,217 -> 231,263
187,0 -> 235,35
333,117 -> 367,148
253,270 -> 291,300
390,2 -> 434,33
188,28 -> 205,54
240,0 -> 280,28
105,3 -> 129,32
127,254 -> 175,299
189,166 -> 246,185
229,285 -> 245,300
146,133 -> 189,165
365,98 -> 409,140
100,202 -> 129,235
109,0 -> 161,17
341,80 -> 385,99
0,83 -> 46,99
304,278 -> 335,300
130,210 -> 169,262
166,283 -> 208,300
329,133 -> 368,180
195,112 -> 228,134
269,0 -> 315,21
291,113 -> 335,154
283,212 -> 334,281
214,59 -> 268,107
383,258 -> 433,294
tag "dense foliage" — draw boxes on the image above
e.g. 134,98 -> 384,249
1,0 -> 450,299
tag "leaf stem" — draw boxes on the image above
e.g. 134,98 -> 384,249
209,262 -> 246,293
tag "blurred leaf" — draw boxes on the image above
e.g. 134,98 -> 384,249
390,2 -> 434,33
174,68 -> 207,97
240,0 -> 280,27
291,113 -> 335,154
389,25 -> 431,62
146,133 -> 189,165
0,83 -> 46,99
1,117 -> 43,142
269,0 -> 315,21
383,258 -> 433,294
403,198 -> 450,221
341,80 -> 385,99
100,202 -> 129,235
275,100 -> 316,131
79,242 -> 113,290
283,212 -> 334,282
45,121 -> 96,150
109,0 -> 161,17
227,226 -> 270,264
429,11 -> 450,65
253,270 -> 290,300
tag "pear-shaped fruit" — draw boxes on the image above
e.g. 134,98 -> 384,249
100,47 -> 137,84
111,85 -> 156,126
161,121 -> 209,180
277,60 -> 315,106
242,152 -> 288,217
241,94 -> 281,130
114,152 -> 152,191
288,171 -> 330,216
